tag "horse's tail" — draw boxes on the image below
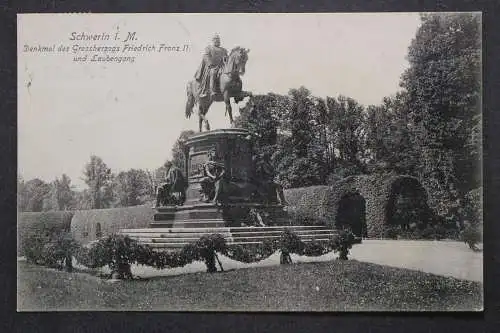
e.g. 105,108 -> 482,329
185,81 -> 195,119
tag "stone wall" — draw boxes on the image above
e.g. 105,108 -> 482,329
71,206 -> 154,244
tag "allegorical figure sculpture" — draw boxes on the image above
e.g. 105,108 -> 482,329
155,160 -> 187,207
253,152 -> 288,205
194,34 -> 228,98
199,150 -> 227,204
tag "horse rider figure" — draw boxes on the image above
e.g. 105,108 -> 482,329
155,160 -> 187,207
194,34 -> 228,98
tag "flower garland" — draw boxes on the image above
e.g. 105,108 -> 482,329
33,229 -> 357,279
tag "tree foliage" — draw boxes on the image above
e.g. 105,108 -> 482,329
171,130 -> 196,171
82,155 -> 114,209
18,178 -> 51,212
43,174 -> 76,211
400,13 -> 481,219
113,169 -> 152,207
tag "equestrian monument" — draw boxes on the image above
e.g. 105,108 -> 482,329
120,34 -> 337,249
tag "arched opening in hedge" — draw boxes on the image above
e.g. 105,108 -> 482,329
336,191 -> 367,237
386,177 -> 430,230
95,223 -> 102,239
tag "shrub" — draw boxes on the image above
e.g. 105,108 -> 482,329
188,234 -> 228,272
383,226 -> 400,239
75,234 -> 149,279
279,229 -> 305,263
330,229 -> 356,260
287,207 -> 327,226
303,240 -> 328,257
18,211 -> 74,256
23,231 -> 78,272
463,187 -> 482,225
41,232 -> 79,271
23,234 -> 48,264
461,225 -> 482,251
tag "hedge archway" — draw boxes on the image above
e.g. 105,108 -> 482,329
336,192 -> 367,237
386,176 -> 430,230
284,173 -> 432,238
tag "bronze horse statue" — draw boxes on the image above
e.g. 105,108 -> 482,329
185,46 -> 252,132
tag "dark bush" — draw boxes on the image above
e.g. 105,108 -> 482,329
41,232 -> 79,271
303,240 -> 328,257
74,234 -> 148,279
18,211 -> 74,256
287,206 -> 328,226
330,229 -> 356,260
23,231 -> 78,272
384,226 -> 399,239
23,234 -> 48,264
189,234 -> 228,272
461,225 -> 482,251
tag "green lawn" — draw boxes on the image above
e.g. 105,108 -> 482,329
17,260 -> 482,311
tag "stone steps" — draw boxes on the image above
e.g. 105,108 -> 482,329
119,225 -> 338,249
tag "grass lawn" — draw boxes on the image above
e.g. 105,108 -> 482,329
17,260 -> 482,312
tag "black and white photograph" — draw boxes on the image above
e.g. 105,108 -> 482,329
17,12 -> 483,311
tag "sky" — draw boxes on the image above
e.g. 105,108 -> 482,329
18,13 -> 421,189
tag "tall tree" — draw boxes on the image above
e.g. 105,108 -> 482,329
326,95 -> 366,178
311,97 -> 336,173
17,178 -> 51,212
365,92 -> 416,174
82,155 -> 114,209
273,87 -> 329,187
235,93 -> 290,152
400,13 -> 481,218
113,169 -> 151,207
42,174 -> 76,211
171,130 -> 196,172
74,189 -> 92,210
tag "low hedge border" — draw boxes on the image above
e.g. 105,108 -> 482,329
25,229 -> 358,279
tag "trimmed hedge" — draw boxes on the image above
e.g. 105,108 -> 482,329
284,173 -> 432,238
71,206 -> 154,244
18,211 -> 74,256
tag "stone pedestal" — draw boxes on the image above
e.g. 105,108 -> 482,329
152,128 -> 290,228
183,128 -> 254,205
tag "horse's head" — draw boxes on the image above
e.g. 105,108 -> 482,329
226,47 -> 250,76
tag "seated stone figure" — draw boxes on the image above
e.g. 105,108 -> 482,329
199,160 -> 226,203
155,161 -> 187,207
253,152 -> 288,205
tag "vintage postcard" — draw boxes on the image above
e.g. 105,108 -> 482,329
17,13 -> 483,311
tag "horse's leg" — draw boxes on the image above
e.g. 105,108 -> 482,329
198,103 -> 203,132
203,100 -> 211,131
223,90 -> 233,125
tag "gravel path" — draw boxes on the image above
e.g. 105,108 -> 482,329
350,240 -> 483,282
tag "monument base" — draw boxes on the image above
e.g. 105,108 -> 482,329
152,202 -> 290,228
